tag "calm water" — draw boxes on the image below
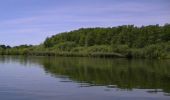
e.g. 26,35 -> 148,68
0,56 -> 170,100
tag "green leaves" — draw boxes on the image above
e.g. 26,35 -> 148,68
1,24 -> 170,58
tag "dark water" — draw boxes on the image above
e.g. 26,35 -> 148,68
0,56 -> 170,100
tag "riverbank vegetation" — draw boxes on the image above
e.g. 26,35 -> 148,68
0,24 -> 170,58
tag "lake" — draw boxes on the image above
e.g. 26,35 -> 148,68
0,56 -> 170,100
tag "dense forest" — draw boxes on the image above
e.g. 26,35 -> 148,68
0,24 -> 170,58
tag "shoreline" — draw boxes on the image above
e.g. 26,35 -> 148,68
0,52 -> 169,59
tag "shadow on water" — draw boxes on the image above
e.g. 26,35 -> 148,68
1,56 -> 170,94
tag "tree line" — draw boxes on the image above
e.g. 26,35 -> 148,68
0,24 -> 170,58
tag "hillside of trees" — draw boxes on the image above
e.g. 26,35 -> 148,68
0,24 -> 170,58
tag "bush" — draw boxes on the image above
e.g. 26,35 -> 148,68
86,45 -> 112,53
53,42 -> 77,51
112,45 -> 130,54
71,47 -> 86,52
143,44 -> 166,58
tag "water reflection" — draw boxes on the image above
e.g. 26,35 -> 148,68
1,56 -> 170,94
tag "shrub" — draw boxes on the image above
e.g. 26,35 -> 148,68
53,42 -> 77,51
86,45 -> 112,53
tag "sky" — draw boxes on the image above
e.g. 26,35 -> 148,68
0,0 -> 170,46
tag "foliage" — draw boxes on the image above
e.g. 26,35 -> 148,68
0,24 -> 170,58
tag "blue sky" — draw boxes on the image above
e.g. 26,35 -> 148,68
0,0 -> 170,46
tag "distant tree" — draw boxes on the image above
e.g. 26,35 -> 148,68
44,37 -> 53,48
